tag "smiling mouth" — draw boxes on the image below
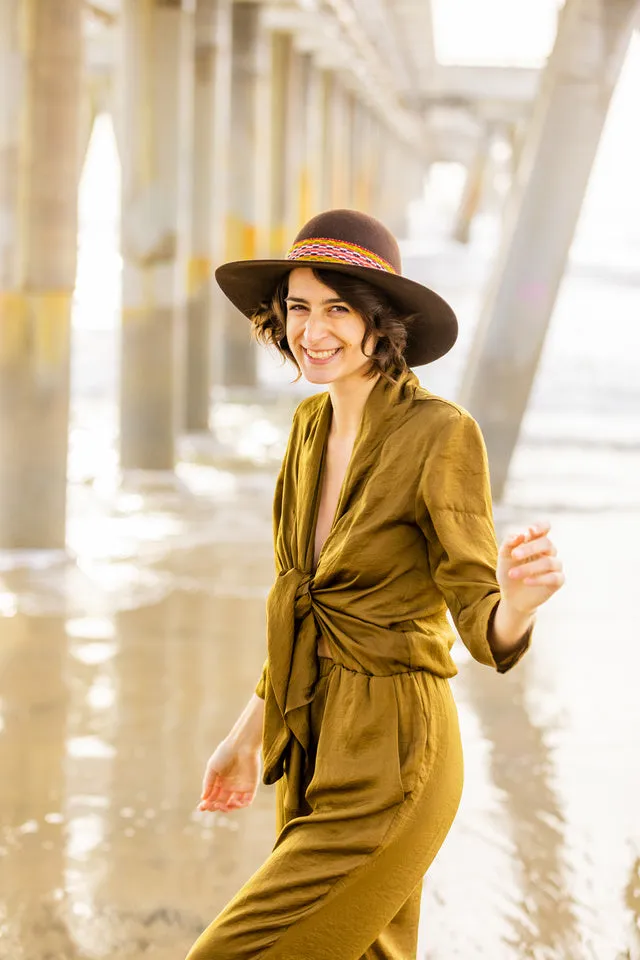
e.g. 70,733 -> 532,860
303,347 -> 342,360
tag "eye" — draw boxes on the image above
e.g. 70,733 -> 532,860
330,304 -> 349,314
287,303 -> 307,313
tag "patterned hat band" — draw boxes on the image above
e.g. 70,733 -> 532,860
286,237 -> 397,275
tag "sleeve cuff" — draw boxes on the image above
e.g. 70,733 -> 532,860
488,606 -> 534,674
255,659 -> 268,699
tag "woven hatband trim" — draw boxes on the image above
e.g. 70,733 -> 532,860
286,238 -> 397,274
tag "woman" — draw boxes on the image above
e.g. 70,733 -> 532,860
187,209 -> 564,960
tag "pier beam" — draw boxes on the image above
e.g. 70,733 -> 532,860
459,0 -> 638,500
186,0 -> 231,429
223,1 -> 269,387
118,0 -> 194,471
0,0 -> 82,549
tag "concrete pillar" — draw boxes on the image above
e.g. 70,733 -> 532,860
319,69 -> 334,212
343,90 -> 358,209
0,0 -> 82,550
378,135 -> 412,238
458,0 -> 638,500
453,131 -> 489,244
268,42 -> 319,248
118,0 -> 194,471
326,78 -> 351,208
297,53 -> 323,224
352,103 -> 377,214
186,0 -> 231,430
223,1 -> 270,387
268,31 -> 295,258
368,116 -> 386,222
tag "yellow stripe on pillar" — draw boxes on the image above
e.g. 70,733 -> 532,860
0,291 -> 71,367
299,168 -> 312,224
225,215 -> 258,261
0,293 -> 28,364
187,256 -> 212,296
270,224 -> 287,259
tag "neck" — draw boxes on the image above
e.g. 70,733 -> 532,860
328,372 -> 381,438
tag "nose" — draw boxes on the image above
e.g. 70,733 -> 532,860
303,309 -> 331,346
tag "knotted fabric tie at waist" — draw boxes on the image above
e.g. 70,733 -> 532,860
261,567 -> 320,784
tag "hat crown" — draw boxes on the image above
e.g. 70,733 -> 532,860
292,209 -> 402,275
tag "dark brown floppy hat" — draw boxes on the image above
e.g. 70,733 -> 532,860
215,208 -> 458,366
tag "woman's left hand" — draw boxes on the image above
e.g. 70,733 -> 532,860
497,521 -> 565,615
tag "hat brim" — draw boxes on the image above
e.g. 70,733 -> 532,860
215,259 -> 458,366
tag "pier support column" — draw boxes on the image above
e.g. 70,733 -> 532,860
269,41 -> 317,247
297,53 -> 323,224
186,0 -> 231,429
119,0 -> 194,470
326,79 -> 351,208
223,1 -> 270,386
453,131 -> 489,244
459,0 -> 638,500
379,136 -> 413,238
0,0 -> 82,549
352,103 -> 377,214
319,69 -> 333,212
268,31 -> 295,257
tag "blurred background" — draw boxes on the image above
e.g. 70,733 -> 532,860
1,1 -> 639,958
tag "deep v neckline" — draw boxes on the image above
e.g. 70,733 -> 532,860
301,370 -> 421,578
307,380 -> 379,577
310,427 -> 355,575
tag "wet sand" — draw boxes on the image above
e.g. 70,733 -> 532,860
1,428 -> 639,959
2,222 -> 640,956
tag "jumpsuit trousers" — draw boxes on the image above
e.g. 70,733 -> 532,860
185,657 -> 464,960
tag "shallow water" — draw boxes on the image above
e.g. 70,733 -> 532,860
2,123 -> 640,959
2,284 -> 639,959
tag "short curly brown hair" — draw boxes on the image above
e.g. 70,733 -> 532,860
250,268 -> 417,382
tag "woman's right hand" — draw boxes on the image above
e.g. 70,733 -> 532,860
198,737 -> 261,813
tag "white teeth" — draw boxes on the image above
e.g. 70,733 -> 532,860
306,348 -> 340,359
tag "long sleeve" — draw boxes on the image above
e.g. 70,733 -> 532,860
416,408 -> 531,673
255,408 -> 302,700
255,659 -> 268,699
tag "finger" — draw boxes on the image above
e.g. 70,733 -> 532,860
509,556 -> 562,578
523,570 -> 566,588
199,780 -> 226,810
499,531 -> 526,558
201,774 -> 222,803
201,765 -> 219,799
511,537 -> 556,561
526,520 -> 551,540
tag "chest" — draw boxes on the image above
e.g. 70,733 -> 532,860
313,434 -> 355,571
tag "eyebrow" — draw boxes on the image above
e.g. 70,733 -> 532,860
285,296 -> 346,305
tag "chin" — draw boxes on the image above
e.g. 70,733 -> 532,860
301,367 -> 339,385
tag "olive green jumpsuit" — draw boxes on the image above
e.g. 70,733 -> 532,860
186,370 -> 530,960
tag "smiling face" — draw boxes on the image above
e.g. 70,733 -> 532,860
285,267 -> 376,386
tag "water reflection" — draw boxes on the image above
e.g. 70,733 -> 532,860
0,615 -> 75,958
2,474 -> 640,956
459,646 -> 581,956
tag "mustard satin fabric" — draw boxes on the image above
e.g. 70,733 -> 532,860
257,368 -> 530,796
